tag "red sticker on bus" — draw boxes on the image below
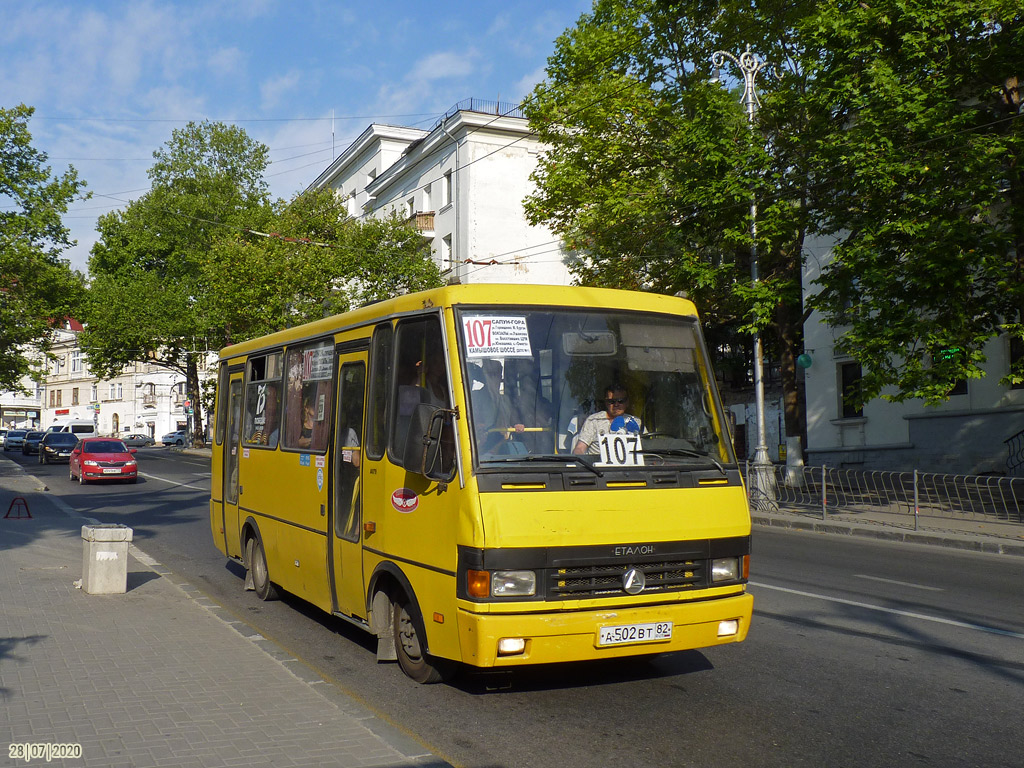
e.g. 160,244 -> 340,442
391,488 -> 419,513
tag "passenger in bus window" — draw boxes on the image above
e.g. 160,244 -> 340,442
573,384 -> 642,455
297,396 -> 315,449
508,359 -> 554,452
472,359 -> 515,451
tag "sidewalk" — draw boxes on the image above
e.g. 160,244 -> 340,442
753,503 -> 1024,556
0,459 -> 451,768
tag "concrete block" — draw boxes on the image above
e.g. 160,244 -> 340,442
81,524 -> 133,595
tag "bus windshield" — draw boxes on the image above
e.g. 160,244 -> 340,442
458,307 -> 734,469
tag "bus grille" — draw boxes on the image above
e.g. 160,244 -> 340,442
548,560 -> 705,598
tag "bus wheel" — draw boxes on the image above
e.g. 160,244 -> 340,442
393,595 -> 447,684
246,535 -> 278,601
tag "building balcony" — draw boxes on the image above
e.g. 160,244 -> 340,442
408,211 -> 435,235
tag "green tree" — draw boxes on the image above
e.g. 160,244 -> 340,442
201,188 -> 441,343
524,0 -> 819,453
82,121 -> 273,440
803,0 -> 1024,405
0,104 -> 86,391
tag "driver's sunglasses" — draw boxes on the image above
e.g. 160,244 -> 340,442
606,398 -> 628,405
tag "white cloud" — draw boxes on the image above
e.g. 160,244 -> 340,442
260,70 -> 304,111
415,50 -> 477,81
207,47 -> 246,78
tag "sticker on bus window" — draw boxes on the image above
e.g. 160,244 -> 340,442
462,316 -> 532,358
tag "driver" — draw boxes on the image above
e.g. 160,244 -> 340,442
573,384 -> 642,455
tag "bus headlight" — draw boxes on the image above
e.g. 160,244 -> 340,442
711,557 -> 740,583
491,570 -> 536,597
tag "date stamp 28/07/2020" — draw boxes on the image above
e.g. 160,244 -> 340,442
8,743 -> 83,763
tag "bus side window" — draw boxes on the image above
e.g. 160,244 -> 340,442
366,324 -> 393,461
283,341 -> 334,452
390,316 -> 450,467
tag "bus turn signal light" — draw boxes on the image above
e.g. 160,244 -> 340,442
467,569 -> 490,598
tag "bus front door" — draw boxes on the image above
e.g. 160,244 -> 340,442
329,354 -> 367,618
222,373 -> 244,558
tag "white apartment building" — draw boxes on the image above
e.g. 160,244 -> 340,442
308,99 -> 572,287
0,376 -> 43,430
40,323 -> 207,439
801,235 -> 1024,474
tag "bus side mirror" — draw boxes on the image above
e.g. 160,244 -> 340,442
404,403 -> 455,482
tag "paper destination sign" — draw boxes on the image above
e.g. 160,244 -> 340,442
462,316 -> 532,358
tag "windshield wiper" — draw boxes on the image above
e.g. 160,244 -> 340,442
637,448 -> 727,476
480,454 -> 604,477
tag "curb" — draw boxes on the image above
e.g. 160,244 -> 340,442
752,513 -> 1024,557
7,461 -> 453,768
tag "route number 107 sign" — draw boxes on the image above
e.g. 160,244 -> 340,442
462,316 -> 532,358
596,434 -> 645,467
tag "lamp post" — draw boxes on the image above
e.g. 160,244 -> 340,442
711,45 -> 777,508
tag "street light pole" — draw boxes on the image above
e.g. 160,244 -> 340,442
711,45 -> 777,509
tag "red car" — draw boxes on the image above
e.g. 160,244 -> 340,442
69,438 -> 139,485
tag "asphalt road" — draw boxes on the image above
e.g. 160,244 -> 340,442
13,448 -> 1024,768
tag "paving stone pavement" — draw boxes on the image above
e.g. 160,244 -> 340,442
0,461 -> 451,768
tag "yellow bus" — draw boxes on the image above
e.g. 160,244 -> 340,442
210,284 -> 752,683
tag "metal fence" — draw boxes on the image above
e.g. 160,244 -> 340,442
743,463 -> 1024,526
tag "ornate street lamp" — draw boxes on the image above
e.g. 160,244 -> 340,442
711,45 -> 778,509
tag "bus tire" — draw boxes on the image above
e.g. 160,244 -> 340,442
393,594 -> 448,684
246,535 -> 279,601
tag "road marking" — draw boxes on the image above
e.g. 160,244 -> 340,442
138,472 -> 208,492
750,580 -> 1024,639
854,574 -> 943,591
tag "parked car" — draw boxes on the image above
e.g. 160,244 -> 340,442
21,431 -> 46,455
122,433 -> 155,447
39,432 -> 79,464
4,429 -> 27,451
68,438 -> 138,484
161,430 -> 187,446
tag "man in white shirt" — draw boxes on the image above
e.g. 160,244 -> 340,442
573,384 -> 641,455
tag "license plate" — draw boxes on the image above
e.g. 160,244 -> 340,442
102,468 -> 120,474
598,622 -> 673,646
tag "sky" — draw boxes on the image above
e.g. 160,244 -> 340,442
2,0 -> 593,274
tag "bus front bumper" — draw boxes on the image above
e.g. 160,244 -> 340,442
456,592 -> 753,668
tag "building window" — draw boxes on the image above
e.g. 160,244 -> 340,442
109,383 -> 123,400
91,384 -> 98,402
71,350 -> 84,374
405,197 -> 415,219
839,361 -> 864,419
423,185 -> 432,212
49,390 -> 55,407
441,234 -> 453,273
72,387 -> 79,405
56,390 -> 62,407
442,171 -> 452,207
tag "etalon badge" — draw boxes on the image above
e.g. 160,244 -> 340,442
622,567 -> 646,595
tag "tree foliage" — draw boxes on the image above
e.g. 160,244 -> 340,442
803,0 -> 1023,405
200,189 -> 441,343
83,122 -> 442,437
524,0 -> 818,439
528,0 -> 1024,423
0,104 -> 86,391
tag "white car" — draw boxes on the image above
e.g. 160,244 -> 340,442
161,430 -> 187,446
4,430 -> 28,451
